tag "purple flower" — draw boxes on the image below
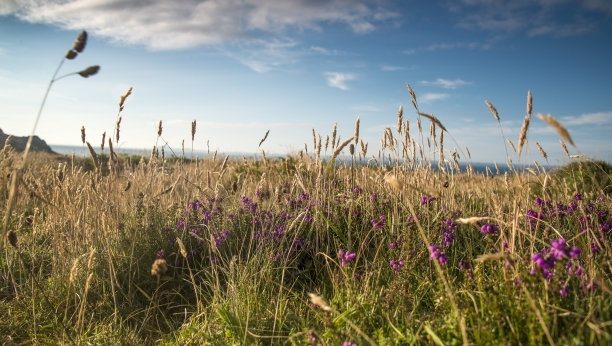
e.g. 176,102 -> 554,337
353,186 -> 363,194
421,196 -> 436,205
428,244 -> 447,265
390,257 -> 404,275
156,249 -> 166,259
343,342 -> 357,346
371,214 -> 386,229
369,193 -> 378,203
480,223 -> 499,234
338,249 -> 357,267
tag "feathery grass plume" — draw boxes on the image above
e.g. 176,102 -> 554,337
86,141 -> 99,171
384,173 -> 400,190
406,83 -> 418,111
419,112 -> 447,132
331,136 -> 354,160
354,117 -> 360,144
485,100 -> 500,121
537,113 -> 575,146
261,149 -> 268,166
517,93 -> 533,156
176,238 -> 188,259
536,142 -> 548,160
80,126 -> 86,144
119,87 -> 132,111
456,216 -> 491,224
100,131 -> 106,151
560,139 -> 570,157
151,259 -> 168,276
429,120 -> 436,142
331,123 -> 337,150
191,120 -> 197,142
517,114 -> 530,156
316,135 -> 322,162
307,293 -> 331,312
396,105 -> 403,133
157,120 -> 163,137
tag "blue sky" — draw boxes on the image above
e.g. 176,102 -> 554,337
1,0 -> 611,164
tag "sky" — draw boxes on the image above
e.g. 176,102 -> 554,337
1,0 -> 611,164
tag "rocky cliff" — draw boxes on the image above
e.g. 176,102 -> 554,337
0,128 -> 56,154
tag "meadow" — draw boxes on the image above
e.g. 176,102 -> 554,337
1,31 -> 611,345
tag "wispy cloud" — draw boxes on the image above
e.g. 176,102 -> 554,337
420,93 -> 449,104
562,111 -> 612,126
403,40 -> 492,55
325,72 -> 356,90
450,0 -> 610,37
5,0 -> 393,50
420,78 -> 470,89
381,65 -> 406,72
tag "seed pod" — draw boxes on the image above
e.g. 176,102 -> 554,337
73,30 -> 88,53
8,231 -> 18,248
78,65 -> 100,78
65,49 -> 78,59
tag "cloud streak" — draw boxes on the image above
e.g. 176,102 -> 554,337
420,78 -> 470,89
325,72 -> 356,90
562,111 -> 612,126
5,0 -> 393,50
420,93 -> 449,104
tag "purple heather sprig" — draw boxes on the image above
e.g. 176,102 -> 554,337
338,249 -> 357,267
428,244 -> 447,265
371,214 -> 386,229
389,257 -> 404,275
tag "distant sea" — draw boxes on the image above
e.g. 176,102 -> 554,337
50,144 -> 552,176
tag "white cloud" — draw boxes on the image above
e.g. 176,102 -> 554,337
420,78 -> 470,89
5,0 -> 392,50
420,93 -> 449,103
325,72 -> 356,90
562,111 -> 612,126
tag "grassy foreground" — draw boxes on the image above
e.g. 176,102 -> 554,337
1,124 -> 611,345
1,30 -> 611,345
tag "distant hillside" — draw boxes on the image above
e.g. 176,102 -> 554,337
0,128 -> 56,154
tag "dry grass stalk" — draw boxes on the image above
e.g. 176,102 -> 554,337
526,90 -> 533,117
176,238 -> 188,259
80,126 -> 86,144
308,293 -> 331,311
220,155 -> 229,172
331,136 -> 354,160
517,115 -> 530,156
151,259 -> 167,276
191,120 -> 197,142
396,105 -> 403,133
537,113 -> 575,146
100,131 -> 106,151
259,129 -> 270,148
507,139 -> 517,154
360,139 -> 368,157
85,141 -> 99,171
485,100 -> 500,121
354,117 -> 360,144
331,123 -> 337,151
419,112 -> 447,132
324,135 -> 329,153
115,117 -> 122,144
456,216 -> 490,224
535,142 -> 548,160
157,120 -> 163,137
119,87 -> 132,111
559,139 -> 570,156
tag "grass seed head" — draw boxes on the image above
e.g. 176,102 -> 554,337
73,30 -> 88,53
151,259 -> 168,276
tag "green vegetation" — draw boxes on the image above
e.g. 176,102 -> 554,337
1,30 -> 610,345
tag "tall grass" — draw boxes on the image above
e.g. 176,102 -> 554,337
0,33 -> 611,345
